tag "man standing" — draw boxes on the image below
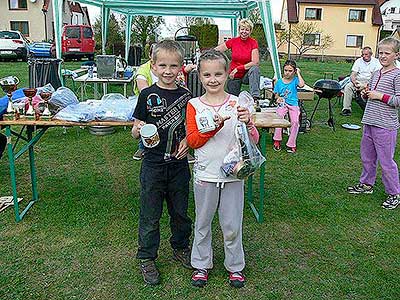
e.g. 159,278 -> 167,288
341,46 -> 381,116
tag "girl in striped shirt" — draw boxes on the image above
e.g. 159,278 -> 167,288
347,37 -> 400,210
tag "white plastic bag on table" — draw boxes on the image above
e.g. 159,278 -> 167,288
53,101 -> 96,122
49,86 -> 79,114
94,93 -> 136,121
220,91 -> 265,180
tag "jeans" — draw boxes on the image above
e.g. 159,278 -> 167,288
137,160 -> 192,260
0,133 -> 6,159
227,65 -> 260,98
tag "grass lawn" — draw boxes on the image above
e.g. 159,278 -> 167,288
0,59 -> 399,300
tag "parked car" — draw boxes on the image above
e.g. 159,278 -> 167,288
28,42 -> 52,58
0,30 -> 29,61
62,25 -> 95,60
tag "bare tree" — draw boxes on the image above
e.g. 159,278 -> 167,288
280,22 -> 334,58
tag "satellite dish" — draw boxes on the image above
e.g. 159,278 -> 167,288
30,0 -> 37,3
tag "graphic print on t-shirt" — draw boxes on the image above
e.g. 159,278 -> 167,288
147,93 -> 167,117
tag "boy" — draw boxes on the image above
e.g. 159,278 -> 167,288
131,40 -> 193,285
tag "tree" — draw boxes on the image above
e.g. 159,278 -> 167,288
279,22 -> 334,58
166,17 -> 214,37
121,16 -> 164,51
93,13 -> 124,54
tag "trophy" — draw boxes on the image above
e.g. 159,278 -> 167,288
23,88 -> 37,120
0,76 -> 19,120
39,91 -> 52,120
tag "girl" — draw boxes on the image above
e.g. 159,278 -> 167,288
272,60 -> 305,153
186,49 -> 259,288
348,37 -> 400,210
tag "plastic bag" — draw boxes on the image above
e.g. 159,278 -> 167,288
49,86 -> 79,114
94,93 -> 136,121
220,91 -> 265,180
53,101 -> 97,122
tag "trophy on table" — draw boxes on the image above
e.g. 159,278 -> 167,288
0,76 -> 20,120
23,88 -> 37,120
39,91 -> 52,120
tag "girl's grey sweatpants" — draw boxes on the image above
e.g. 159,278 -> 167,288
191,180 -> 245,272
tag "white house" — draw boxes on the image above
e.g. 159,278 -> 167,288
380,0 -> 400,31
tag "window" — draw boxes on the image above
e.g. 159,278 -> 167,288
10,21 -> 29,36
390,7 -> 396,14
305,8 -> 322,20
349,9 -> 366,22
346,35 -> 363,48
83,27 -> 93,39
303,33 -> 320,46
65,27 -> 80,39
9,0 -> 27,9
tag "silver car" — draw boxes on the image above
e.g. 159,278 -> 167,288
0,30 -> 29,61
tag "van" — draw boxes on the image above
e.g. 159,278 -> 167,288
61,25 -> 95,60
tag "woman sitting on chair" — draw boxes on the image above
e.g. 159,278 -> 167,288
215,18 -> 260,101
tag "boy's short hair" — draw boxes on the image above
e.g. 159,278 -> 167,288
198,49 -> 230,72
238,19 -> 254,32
152,40 -> 184,64
378,37 -> 400,53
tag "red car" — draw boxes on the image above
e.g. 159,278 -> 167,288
61,25 -> 95,60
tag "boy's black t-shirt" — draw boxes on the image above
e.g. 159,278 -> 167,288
134,84 -> 192,164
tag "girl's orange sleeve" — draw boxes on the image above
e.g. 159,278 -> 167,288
186,102 -> 222,149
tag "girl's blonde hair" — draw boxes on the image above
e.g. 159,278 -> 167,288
198,49 -> 230,72
378,37 -> 400,53
238,19 -> 253,32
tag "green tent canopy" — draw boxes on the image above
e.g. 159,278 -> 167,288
52,0 -> 281,79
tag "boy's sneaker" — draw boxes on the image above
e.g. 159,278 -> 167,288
347,183 -> 373,194
286,146 -> 296,154
191,269 -> 208,287
273,140 -> 281,152
173,248 -> 192,269
382,194 -> 400,210
133,149 -> 144,161
229,271 -> 245,288
139,259 -> 160,285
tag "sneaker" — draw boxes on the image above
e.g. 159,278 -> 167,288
229,271 -> 245,288
273,140 -> 281,152
382,194 -> 400,210
173,248 -> 192,269
191,269 -> 208,287
139,259 -> 160,285
347,183 -> 373,194
340,109 -> 352,116
187,153 -> 195,164
133,149 -> 144,161
286,146 -> 296,154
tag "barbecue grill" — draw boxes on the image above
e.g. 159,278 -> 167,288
309,79 -> 342,131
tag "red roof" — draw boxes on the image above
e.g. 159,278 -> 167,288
286,0 -> 383,25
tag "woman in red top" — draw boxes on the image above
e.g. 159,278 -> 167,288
215,19 -> 260,102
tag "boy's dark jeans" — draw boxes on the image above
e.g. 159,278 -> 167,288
137,160 -> 192,260
0,133 -> 6,160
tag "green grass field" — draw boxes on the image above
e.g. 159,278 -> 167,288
0,60 -> 399,300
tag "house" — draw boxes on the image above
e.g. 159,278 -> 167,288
0,0 -> 91,42
279,0 -> 383,59
218,29 -> 232,45
380,0 -> 400,31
